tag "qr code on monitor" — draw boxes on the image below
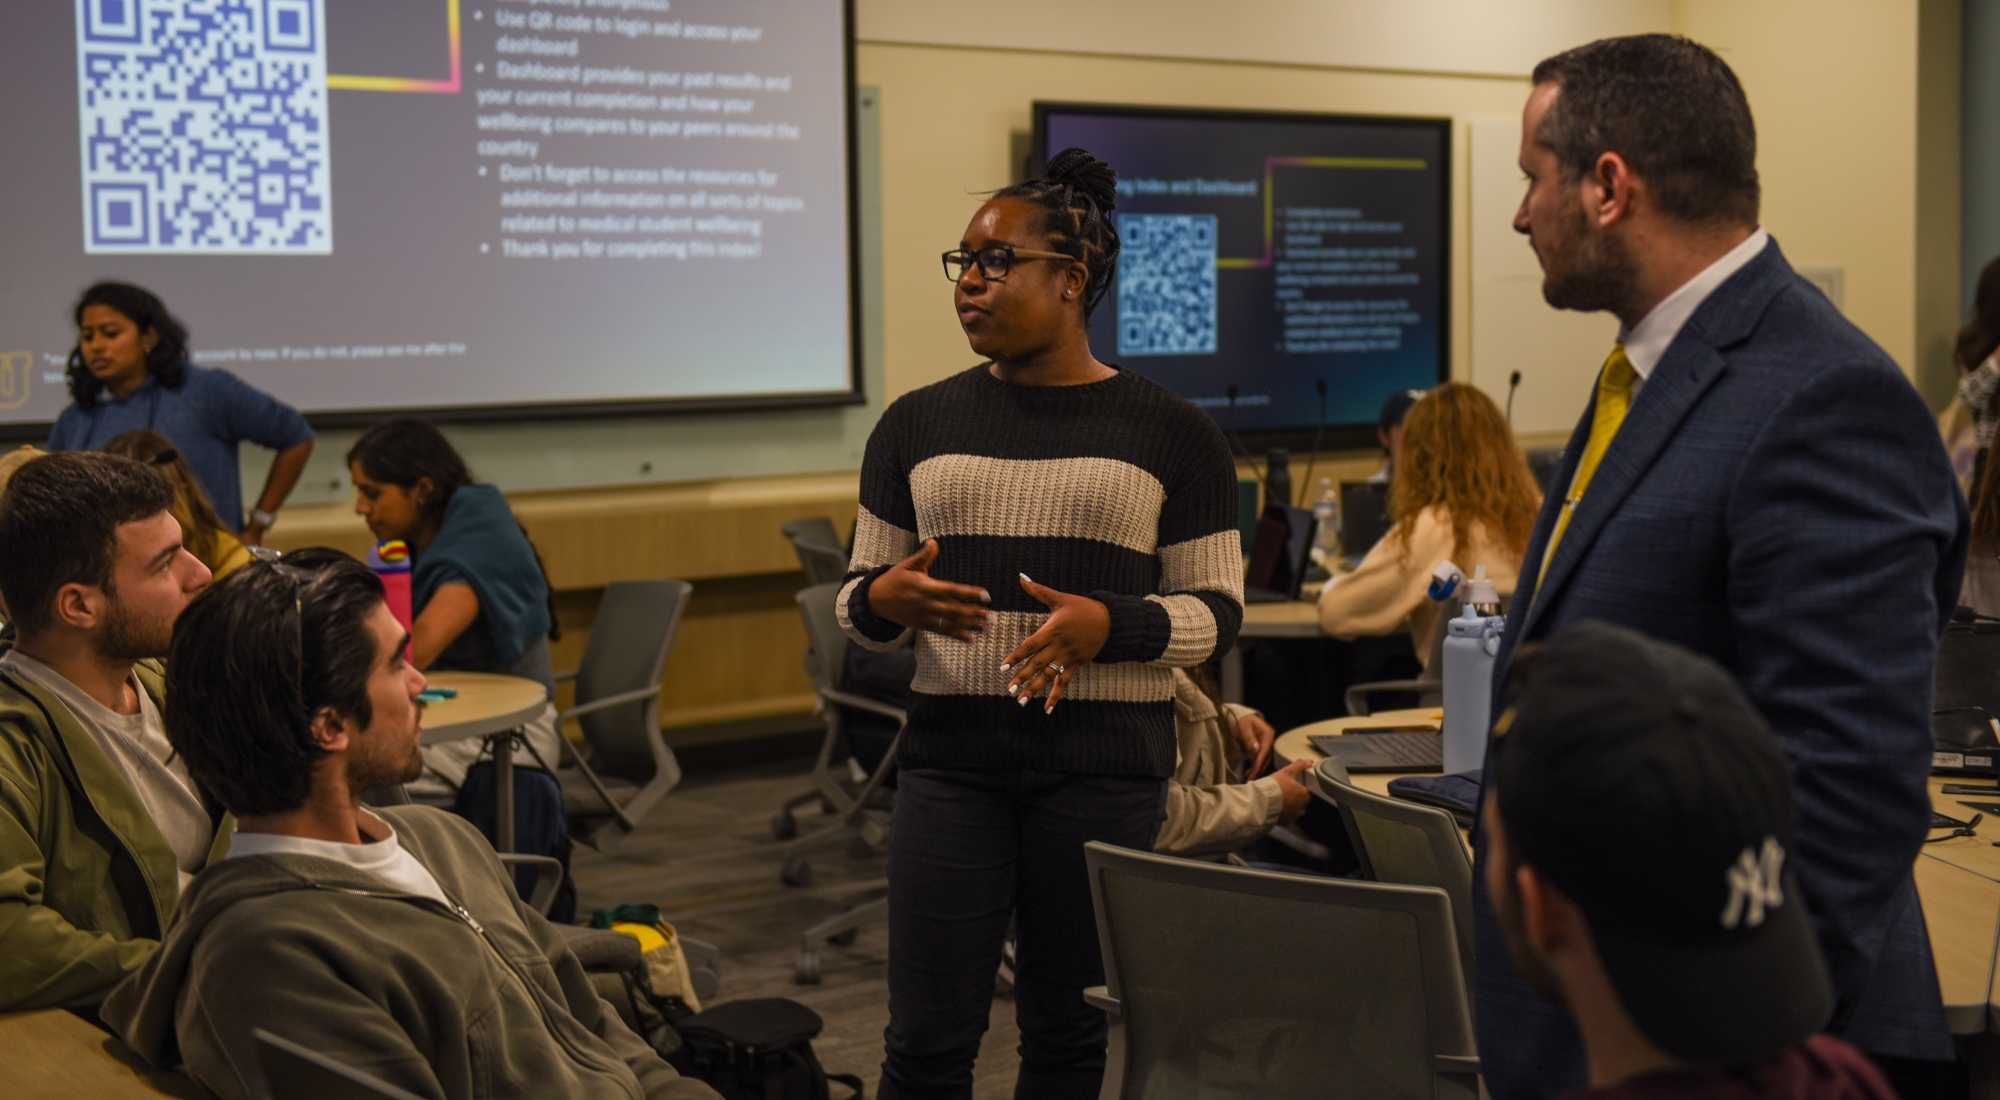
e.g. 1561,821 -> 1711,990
76,0 -> 331,254
1117,214 -> 1218,357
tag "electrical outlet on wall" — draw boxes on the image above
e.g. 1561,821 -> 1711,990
1797,266 -> 1845,312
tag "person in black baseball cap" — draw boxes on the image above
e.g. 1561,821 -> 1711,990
1482,621 -> 1895,1099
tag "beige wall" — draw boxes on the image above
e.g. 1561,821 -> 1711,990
855,44 -> 1538,401
1671,0 -> 1961,400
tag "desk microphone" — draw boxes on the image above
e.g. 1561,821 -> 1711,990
1225,384 -> 1268,496
1506,371 -> 1522,424
1299,379 -> 1328,503
1952,604 -> 2000,625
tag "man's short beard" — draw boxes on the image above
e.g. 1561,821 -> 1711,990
348,731 -> 426,793
1493,861 -> 1568,1008
1538,184 -> 1640,316
95,591 -> 174,662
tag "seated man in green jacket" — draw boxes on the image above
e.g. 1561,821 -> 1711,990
0,451 -> 221,1011
104,549 -> 717,1100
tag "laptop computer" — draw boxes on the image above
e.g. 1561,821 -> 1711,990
1243,503 -> 1317,604
1310,728 -> 1444,773
1934,620 -> 2000,776
1339,481 -> 1392,559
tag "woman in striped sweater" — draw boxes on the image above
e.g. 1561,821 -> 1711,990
837,149 -> 1244,1099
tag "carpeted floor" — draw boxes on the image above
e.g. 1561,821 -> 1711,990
568,755 -> 1023,1099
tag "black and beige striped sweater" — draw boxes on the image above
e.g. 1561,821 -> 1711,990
837,365 -> 1244,777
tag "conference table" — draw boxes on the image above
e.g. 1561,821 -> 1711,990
1221,597 -> 1324,703
418,670 -> 551,853
1275,711 -> 2000,1052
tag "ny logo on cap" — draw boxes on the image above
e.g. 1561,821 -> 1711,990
1720,836 -> 1785,930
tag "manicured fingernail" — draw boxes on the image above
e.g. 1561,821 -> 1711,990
1018,694 -> 1030,706
1019,573 -> 1032,583
1044,703 -> 1055,715
999,661 -> 1012,672
1007,682 -> 1019,696
979,590 -> 991,604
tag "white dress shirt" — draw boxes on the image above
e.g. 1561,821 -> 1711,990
1619,227 -> 1770,398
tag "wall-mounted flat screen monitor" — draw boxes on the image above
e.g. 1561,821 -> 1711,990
1035,103 -> 1449,442
0,0 -> 858,430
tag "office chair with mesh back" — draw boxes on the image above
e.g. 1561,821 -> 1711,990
779,582 -> 907,982
782,517 -> 850,586
553,579 -> 693,848
1345,592 -> 1463,716
1082,841 -> 1479,1100
1310,757 -> 1475,978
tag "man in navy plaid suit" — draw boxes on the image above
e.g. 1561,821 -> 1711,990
1476,35 -> 1967,1100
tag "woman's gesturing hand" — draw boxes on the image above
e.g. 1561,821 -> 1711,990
1002,574 -> 1111,713
866,539 -> 993,641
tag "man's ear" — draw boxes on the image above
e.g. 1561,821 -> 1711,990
1588,150 -> 1639,228
308,708 -> 354,755
49,582 -> 103,631
1515,863 -> 1585,957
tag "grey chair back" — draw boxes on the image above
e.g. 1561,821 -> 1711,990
1084,842 -> 1477,1100
1311,758 -> 1475,976
574,579 -> 691,785
255,1029 -> 426,1099
782,517 -> 849,586
796,581 -> 850,696
1345,592 -> 1461,715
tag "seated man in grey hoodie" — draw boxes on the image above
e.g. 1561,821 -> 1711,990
103,549 -> 717,1100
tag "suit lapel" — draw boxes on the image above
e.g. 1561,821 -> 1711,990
1516,238 -> 1794,639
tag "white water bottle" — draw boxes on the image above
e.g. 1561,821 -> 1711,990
1441,597 -> 1505,776
1311,478 -> 1340,558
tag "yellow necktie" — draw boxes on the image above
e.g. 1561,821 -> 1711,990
1537,344 -> 1637,589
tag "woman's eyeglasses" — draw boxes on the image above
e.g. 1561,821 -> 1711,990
941,245 -> 1075,283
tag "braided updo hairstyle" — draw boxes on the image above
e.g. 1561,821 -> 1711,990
993,147 -> 1120,317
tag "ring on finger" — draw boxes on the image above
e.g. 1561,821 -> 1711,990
1048,662 -> 1065,674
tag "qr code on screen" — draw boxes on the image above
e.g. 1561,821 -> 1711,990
76,0 -> 331,254
1117,214 -> 1218,357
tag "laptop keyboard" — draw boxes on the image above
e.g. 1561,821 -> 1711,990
1311,731 -> 1444,769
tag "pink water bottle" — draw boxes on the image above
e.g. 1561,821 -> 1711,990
369,540 -> 414,632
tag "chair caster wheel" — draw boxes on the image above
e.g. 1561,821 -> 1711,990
770,811 -> 798,840
781,857 -> 814,887
795,948 -> 821,984
827,927 -> 858,946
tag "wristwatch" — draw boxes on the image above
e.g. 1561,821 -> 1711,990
249,508 -> 278,529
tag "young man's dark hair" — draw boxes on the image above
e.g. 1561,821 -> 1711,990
165,548 -> 384,817
0,452 -> 177,635
1530,34 -> 1759,228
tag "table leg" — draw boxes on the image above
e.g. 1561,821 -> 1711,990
494,731 -> 516,854
1222,641 -> 1245,704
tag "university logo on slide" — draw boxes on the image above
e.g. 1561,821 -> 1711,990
0,353 -> 31,410
75,0 -> 333,254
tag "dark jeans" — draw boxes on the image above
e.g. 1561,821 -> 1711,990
879,767 -> 1167,1100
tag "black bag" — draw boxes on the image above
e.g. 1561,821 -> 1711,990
454,761 -> 576,923
670,998 -> 863,1100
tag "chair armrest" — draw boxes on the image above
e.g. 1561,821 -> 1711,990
1083,985 -> 1120,1015
1434,1054 -> 1481,1074
553,669 -> 578,683
819,689 -> 909,725
558,685 -> 661,723
1345,679 -> 1434,717
496,853 -> 564,916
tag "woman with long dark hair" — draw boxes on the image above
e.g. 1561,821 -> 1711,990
48,282 -> 314,544
100,429 -> 253,581
838,149 -> 1242,1098
346,418 -> 564,798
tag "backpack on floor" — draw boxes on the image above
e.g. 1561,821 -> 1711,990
454,762 -> 576,923
669,998 -> 863,1100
